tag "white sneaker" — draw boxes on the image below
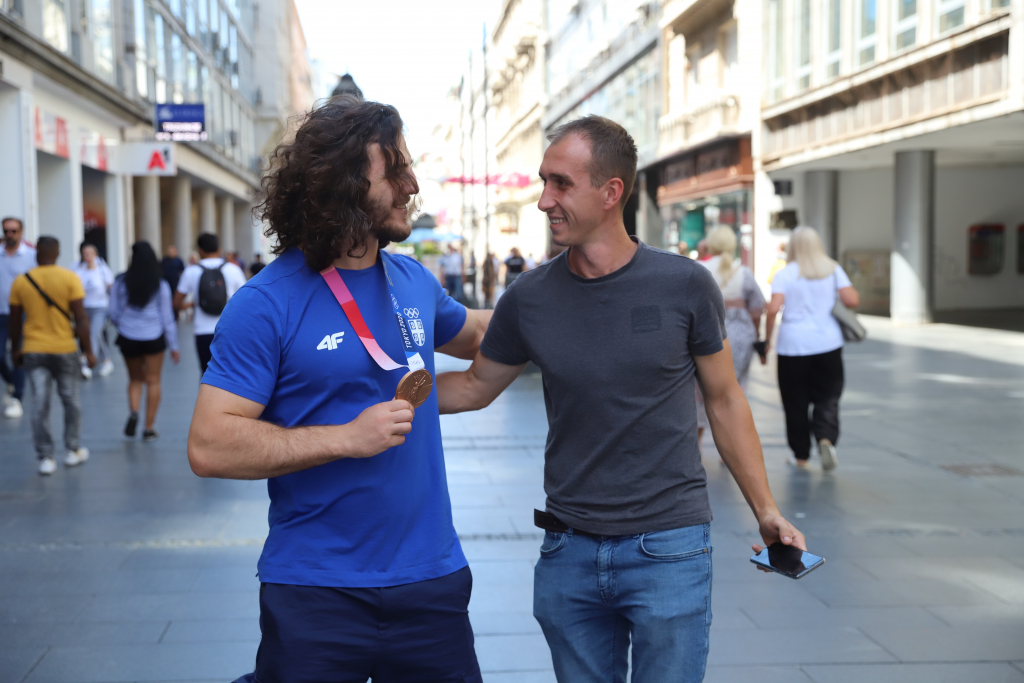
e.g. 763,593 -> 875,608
65,447 -> 89,467
81,365 -> 93,380
98,360 -> 114,377
818,439 -> 838,471
38,458 -> 56,475
3,398 -> 23,418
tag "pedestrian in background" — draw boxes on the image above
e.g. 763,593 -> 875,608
161,244 -> 185,293
249,254 -> 265,277
695,225 -> 766,450
108,241 -> 179,441
8,236 -> 94,475
72,242 -> 115,379
504,247 -> 525,287
174,233 -> 246,375
0,217 -> 35,419
765,226 -> 860,471
481,251 -> 496,308
439,243 -> 464,301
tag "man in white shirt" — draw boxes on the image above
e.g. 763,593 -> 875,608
1,217 -> 36,418
173,233 -> 246,374
438,243 -> 464,302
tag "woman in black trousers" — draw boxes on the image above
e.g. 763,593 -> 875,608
765,227 -> 859,470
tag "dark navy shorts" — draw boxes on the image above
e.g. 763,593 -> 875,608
234,566 -> 482,683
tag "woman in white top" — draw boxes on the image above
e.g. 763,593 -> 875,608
72,243 -> 115,378
765,227 -> 860,470
695,226 -> 766,447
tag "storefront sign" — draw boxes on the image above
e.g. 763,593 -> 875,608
121,142 -> 177,176
33,107 -> 69,159
80,130 -> 110,172
155,104 -> 207,142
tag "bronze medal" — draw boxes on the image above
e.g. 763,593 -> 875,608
395,369 -> 433,408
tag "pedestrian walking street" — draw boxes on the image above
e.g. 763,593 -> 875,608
1,317 -> 1023,683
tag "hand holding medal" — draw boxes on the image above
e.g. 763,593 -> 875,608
320,251 -> 434,411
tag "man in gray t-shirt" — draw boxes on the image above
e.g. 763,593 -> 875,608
437,116 -> 803,683
480,239 -> 724,536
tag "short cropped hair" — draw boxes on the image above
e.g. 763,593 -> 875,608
547,115 -> 638,211
1,217 -> 23,230
197,233 -> 219,254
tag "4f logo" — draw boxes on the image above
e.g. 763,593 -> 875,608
317,332 -> 345,350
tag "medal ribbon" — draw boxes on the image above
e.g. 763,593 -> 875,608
319,251 -> 426,373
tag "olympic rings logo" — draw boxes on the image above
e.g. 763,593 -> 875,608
403,308 -> 420,318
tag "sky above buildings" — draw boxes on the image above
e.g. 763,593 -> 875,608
295,0 -> 502,152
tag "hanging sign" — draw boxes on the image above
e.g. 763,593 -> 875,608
155,103 -> 207,142
121,142 -> 177,176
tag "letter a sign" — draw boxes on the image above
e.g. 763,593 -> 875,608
122,142 -> 177,176
147,150 -> 167,171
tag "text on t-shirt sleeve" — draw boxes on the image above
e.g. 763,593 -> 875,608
201,286 -> 282,405
480,284 -> 529,366
687,265 -> 727,357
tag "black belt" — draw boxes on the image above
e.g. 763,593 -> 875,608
534,509 -> 603,538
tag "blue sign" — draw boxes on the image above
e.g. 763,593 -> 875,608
155,104 -> 206,142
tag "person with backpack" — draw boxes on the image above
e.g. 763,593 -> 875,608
109,242 -> 180,441
7,236 -> 95,475
173,233 -> 246,375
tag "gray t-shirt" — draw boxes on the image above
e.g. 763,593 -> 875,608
481,240 -> 727,536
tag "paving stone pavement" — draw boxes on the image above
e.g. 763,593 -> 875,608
1,317 -> 1023,682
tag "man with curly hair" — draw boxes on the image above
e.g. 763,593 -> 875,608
187,97 -> 490,682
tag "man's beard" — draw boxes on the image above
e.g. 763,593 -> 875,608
364,193 -> 420,244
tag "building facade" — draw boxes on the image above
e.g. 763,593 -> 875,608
489,0 -> 547,263
543,0 -> 663,245
760,0 -> 1024,321
655,0 -> 769,272
0,0 -> 307,272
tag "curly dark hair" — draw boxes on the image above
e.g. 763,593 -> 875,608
256,96 -> 413,272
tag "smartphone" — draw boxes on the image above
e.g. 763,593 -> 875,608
750,543 -> 825,579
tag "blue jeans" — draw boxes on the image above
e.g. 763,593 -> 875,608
534,522 -> 713,683
0,313 -> 25,400
24,353 -> 81,458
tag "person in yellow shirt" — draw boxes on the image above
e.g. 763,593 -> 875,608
8,236 -> 96,475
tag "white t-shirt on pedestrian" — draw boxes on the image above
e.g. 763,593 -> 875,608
771,262 -> 852,357
177,257 -> 246,335
439,252 -> 463,277
73,261 -> 115,309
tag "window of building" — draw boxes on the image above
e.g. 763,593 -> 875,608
991,0 -> 1010,8
169,0 -> 181,17
90,0 -> 114,82
937,0 -> 965,32
135,0 -> 148,97
42,0 -> 69,52
895,0 -> 917,50
722,24 -> 739,91
826,0 -> 842,78
185,0 -> 195,35
857,0 -> 877,65
171,32 -> 184,103
229,22 -> 238,89
769,0 -> 785,101
154,10 -> 167,102
796,0 -> 812,90
187,50 -> 198,100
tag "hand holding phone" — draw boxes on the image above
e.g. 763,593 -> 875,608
750,542 -> 825,579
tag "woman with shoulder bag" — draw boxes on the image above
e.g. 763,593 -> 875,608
108,242 -> 180,441
765,227 -> 860,471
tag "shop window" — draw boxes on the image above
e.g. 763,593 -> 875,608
968,224 -> 1004,275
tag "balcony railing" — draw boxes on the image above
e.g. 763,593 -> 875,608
657,95 -> 740,158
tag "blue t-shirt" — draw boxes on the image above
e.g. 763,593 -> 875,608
202,248 -> 468,587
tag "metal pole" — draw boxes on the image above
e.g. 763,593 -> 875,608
482,23 -> 491,259
467,50 -> 476,253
